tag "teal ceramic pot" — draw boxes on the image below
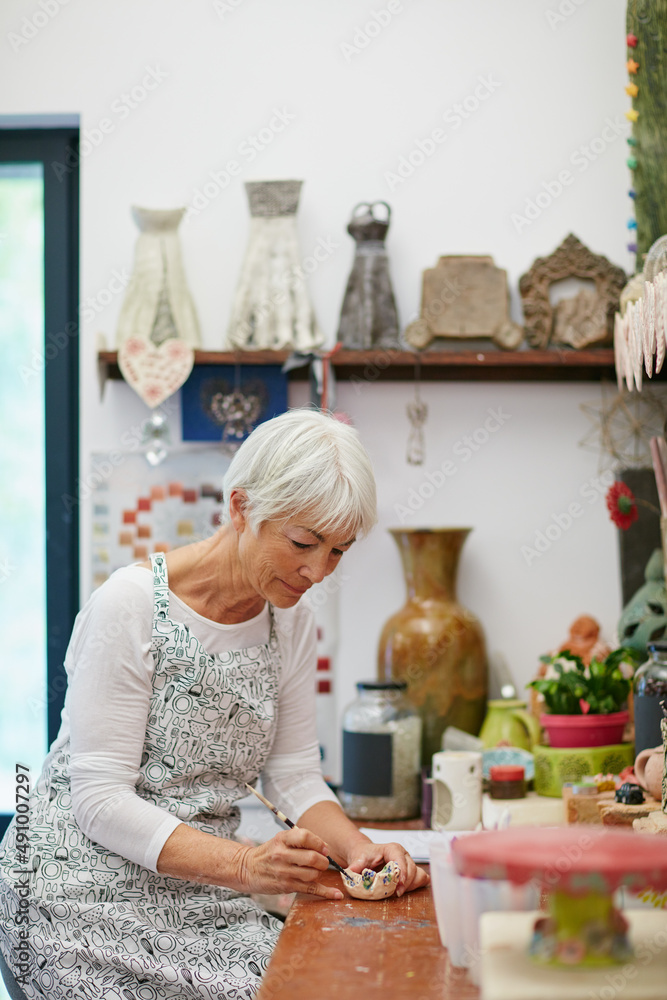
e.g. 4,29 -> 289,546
617,549 -> 667,652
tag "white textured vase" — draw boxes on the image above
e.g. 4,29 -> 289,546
224,180 -> 324,351
116,206 -> 201,348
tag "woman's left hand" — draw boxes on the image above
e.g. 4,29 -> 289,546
344,842 -> 429,897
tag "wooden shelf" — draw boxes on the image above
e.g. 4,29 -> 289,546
97,347 -> 631,385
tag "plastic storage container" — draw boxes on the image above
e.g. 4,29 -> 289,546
340,681 -> 421,820
633,640 -> 667,755
429,837 -> 539,985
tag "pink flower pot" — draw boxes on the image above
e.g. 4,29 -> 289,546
540,710 -> 630,748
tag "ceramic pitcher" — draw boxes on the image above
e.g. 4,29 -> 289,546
479,699 -> 541,751
634,744 -> 664,801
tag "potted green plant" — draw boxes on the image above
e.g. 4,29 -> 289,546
527,647 -> 643,748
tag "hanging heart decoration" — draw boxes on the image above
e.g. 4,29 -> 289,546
118,336 -> 195,409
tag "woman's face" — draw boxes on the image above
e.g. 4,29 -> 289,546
238,514 -> 356,608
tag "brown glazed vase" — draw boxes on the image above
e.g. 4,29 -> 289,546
377,528 -> 488,766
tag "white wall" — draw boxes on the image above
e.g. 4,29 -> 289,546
2,0 -> 631,776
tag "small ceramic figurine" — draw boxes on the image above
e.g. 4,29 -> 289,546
557,615 -> 612,664
529,615 -> 612,719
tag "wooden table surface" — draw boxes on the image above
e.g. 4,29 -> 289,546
256,866 -> 480,1000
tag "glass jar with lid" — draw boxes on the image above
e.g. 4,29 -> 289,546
633,641 -> 667,755
339,681 -> 421,820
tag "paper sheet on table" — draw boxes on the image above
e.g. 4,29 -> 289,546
358,828 -> 474,863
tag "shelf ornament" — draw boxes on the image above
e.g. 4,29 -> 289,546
336,201 -> 400,349
116,206 -> 198,411
613,234 -> 667,391
223,180 -> 325,352
404,254 -> 522,351
519,234 -> 626,350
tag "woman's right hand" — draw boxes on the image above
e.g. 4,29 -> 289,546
234,827 -> 344,899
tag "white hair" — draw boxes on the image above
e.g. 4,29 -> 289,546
221,408 -> 377,538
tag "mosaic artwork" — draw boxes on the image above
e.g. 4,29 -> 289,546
89,448 -> 229,591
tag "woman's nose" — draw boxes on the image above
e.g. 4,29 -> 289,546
300,549 -> 330,583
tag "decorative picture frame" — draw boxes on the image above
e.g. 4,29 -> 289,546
519,233 -> 626,349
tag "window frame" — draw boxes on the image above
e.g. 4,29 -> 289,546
0,126 -> 80,836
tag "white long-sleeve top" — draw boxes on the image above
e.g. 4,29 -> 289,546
54,565 -> 338,873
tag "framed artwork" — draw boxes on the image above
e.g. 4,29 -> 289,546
181,364 -> 288,444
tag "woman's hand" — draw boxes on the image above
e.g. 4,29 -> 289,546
345,841 -> 429,897
234,828 -> 344,900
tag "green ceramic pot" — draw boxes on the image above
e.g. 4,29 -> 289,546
479,698 -> 542,750
479,699 -> 542,751
533,743 -> 635,797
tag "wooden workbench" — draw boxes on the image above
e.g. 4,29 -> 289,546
256,867 -> 480,1000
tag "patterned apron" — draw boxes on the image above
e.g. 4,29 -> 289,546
0,553 -> 283,999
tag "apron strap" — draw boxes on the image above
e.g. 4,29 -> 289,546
150,552 -> 170,621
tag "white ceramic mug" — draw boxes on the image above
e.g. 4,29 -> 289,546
430,750 -> 483,831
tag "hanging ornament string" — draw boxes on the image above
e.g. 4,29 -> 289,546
406,354 -> 427,465
625,31 -> 639,264
320,341 -> 342,412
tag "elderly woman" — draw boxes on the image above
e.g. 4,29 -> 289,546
0,408 -> 428,1000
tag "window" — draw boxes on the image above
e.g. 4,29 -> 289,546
0,123 -> 79,836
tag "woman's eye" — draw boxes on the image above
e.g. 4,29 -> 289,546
291,540 -> 312,550
332,549 -> 344,558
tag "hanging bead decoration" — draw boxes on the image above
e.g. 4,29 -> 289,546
625,36 -> 640,259
406,357 -> 427,465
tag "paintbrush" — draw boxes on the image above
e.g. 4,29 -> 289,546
244,782 -> 349,876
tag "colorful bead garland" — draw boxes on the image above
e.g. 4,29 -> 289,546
625,34 -> 639,256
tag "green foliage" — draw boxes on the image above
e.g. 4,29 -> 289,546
527,647 -> 643,715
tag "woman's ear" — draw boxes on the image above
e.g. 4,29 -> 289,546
229,489 -> 249,532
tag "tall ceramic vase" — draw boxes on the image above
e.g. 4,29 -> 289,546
224,180 -> 325,352
116,206 -> 201,348
377,528 -> 488,766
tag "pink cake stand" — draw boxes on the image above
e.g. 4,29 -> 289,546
452,827 -> 667,967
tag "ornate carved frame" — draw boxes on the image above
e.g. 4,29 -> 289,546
519,233 -> 626,349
